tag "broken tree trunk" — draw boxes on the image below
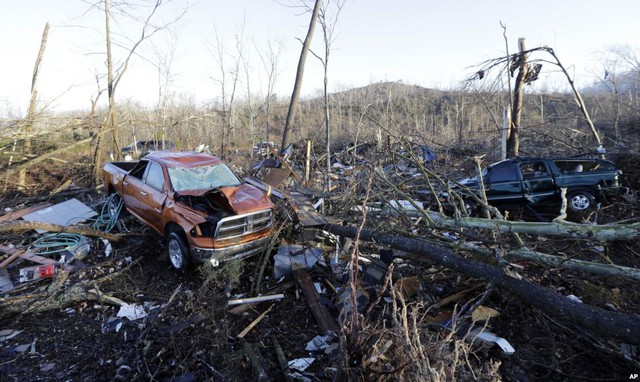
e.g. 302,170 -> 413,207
18,22 -> 50,192
243,342 -> 269,382
280,0 -> 322,152
0,262 -> 135,319
322,223 -> 640,345
451,241 -> 640,281
507,37 -> 528,158
425,212 -> 640,241
293,266 -> 338,334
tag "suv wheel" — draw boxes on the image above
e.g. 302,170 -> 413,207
567,191 -> 594,212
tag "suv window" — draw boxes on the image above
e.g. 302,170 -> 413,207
488,166 -> 518,183
521,162 -> 548,178
144,162 -> 165,191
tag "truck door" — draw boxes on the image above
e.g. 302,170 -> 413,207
484,165 -> 524,208
122,160 -> 149,219
520,161 -> 555,204
139,161 -> 168,232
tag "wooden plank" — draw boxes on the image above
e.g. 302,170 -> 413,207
0,203 -> 52,222
228,281 -> 294,315
237,304 -> 273,338
20,252 -> 58,266
0,249 -> 26,269
0,246 -> 57,267
262,168 -> 293,188
292,267 -> 338,334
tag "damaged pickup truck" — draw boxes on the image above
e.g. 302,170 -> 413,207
103,151 -> 275,270
447,156 -> 623,216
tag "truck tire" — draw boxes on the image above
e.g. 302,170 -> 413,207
567,190 -> 595,212
167,231 -> 189,271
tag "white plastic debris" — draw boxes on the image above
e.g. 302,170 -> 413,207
101,238 -> 112,257
0,330 -> 23,342
305,334 -> 335,352
273,245 -> 324,279
566,294 -> 583,303
384,200 -> 424,217
288,357 -> 315,372
468,328 -> 515,354
442,231 -> 459,240
116,303 -> 147,321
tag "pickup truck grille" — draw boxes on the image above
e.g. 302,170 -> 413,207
215,210 -> 273,239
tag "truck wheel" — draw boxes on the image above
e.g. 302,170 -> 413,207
568,191 -> 594,212
107,193 -> 123,219
167,231 -> 189,271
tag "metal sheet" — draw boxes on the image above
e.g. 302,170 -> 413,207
22,198 -> 97,228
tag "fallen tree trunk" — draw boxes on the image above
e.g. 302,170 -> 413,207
450,241 -> 640,281
425,211 -> 640,242
323,223 -> 640,345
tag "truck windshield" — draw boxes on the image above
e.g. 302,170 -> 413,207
168,164 -> 241,192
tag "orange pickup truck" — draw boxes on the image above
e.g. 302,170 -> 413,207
103,151 -> 275,270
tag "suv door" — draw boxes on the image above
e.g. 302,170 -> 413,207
520,161 -> 556,204
484,164 -> 524,208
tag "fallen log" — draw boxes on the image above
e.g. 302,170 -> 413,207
243,342 -> 269,382
450,241 -> 640,281
426,211 -> 640,242
323,223 -> 640,345
0,260 -> 138,319
0,220 -> 124,241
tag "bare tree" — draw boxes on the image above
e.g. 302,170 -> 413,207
152,23 -> 182,146
208,25 -> 242,159
100,0 -> 186,161
257,39 -> 286,148
280,0 -> 322,152
14,22 -> 50,192
507,38 -> 528,157
471,43 -> 604,154
308,0 -> 345,191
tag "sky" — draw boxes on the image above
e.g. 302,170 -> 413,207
1,0 -> 639,117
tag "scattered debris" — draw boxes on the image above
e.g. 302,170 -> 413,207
468,328 -> 516,354
273,245 -> 324,279
0,330 -> 22,342
228,294 -> 285,306
293,267 -> 338,334
305,333 -> 338,354
18,264 -> 59,282
288,357 -> 315,372
0,269 -> 13,292
116,303 -> 148,321
237,304 -> 274,338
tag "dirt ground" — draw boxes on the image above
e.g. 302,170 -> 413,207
1,156 -> 640,381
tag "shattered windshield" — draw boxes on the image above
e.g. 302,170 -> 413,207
168,164 -> 241,192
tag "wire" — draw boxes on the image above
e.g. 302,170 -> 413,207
28,232 -> 87,256
93,194 -> 123,233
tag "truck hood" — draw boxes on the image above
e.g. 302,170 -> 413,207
176,184 -> 272,215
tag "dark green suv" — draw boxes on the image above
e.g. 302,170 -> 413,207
452,157 -> 622,213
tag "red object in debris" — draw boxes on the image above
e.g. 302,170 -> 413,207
38,265 -> 57,278
18,264 -> 59,282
